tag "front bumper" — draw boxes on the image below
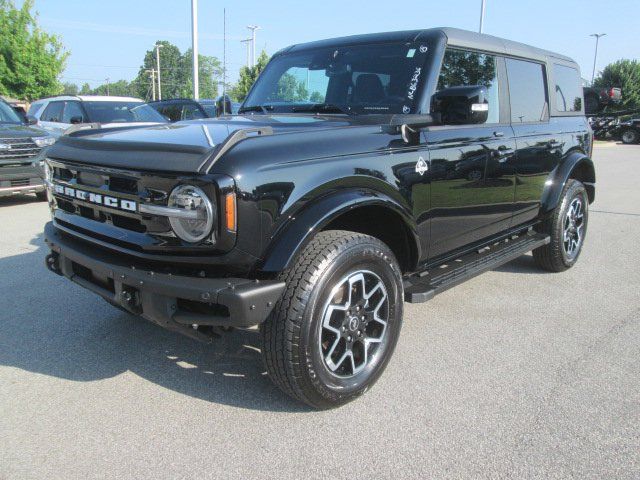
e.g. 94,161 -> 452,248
44,222 -> 285,329
0,163 -> 44,197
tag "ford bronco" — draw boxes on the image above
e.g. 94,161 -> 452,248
43,28 -> 594,409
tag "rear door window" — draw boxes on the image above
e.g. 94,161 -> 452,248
553,64 -> 582,112
505,58 -> 547,123
41,101 -> 64,122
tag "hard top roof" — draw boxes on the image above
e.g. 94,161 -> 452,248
283,27 -> 575,65
33,95 -> 143,103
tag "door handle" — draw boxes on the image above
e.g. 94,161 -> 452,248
493,131 -> 504,137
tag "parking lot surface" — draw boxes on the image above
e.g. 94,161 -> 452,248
1,143 -> 638,479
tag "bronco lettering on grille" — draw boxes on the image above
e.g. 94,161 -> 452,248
53,183 -> 137,212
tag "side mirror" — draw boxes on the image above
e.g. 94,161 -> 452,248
69,116 -> 84,125
25,115 -> 38,125
432,85 -> 489,125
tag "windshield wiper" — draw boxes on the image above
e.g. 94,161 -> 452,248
292,103 -> 353,115
238,104 -> 274,114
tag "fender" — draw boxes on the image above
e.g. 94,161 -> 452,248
260,189 -> 420,273
540,151 -> 595,214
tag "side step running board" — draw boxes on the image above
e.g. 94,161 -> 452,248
403,231 -> 550,303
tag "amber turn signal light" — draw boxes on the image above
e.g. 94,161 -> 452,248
225,192 -> 237,232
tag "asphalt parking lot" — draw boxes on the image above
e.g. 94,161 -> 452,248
1,143 -> 638,479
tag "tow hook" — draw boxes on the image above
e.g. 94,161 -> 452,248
45,253 -> 61,275
120,286 -> 142,312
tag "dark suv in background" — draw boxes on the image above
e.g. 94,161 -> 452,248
0,98 -> 54,200
148,97 -> 240,122
43,28 -> 593,408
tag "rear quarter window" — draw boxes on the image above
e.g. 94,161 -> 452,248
553,64 -> 583,113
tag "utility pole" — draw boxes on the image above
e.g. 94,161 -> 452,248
146,69 -> 156,101
105,77 -> 110,96
191,0 -> 199,99
155,43 -> 163,100
223,8 -> 227,112
241,38 -> 252,68
247,25 -> 260,67
479,0 -> 487,33
590,33 -> 606,84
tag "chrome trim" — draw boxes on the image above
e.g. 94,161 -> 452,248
0,184 -> 44,192
139,203 -> 200,220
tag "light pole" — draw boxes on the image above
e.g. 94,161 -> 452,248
241,38 -> 252,68
590,33 -> 606,84
247,25 -> 260,67
479,0 -> 487,33
191,0 -> 199,99
105,77 -> 110,96
155,43 -> 163,100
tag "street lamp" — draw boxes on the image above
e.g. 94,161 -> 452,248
479,0 -> 487,33
247,25 -> 260,67
155,43 -> 163,100
590,33 -> 606,85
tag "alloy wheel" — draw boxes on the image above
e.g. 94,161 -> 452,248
318,270 -> 390,378
563,196 -> 585,259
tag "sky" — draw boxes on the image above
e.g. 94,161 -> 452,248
19,0 -> 640,90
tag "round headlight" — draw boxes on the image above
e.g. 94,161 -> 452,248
167,185 -> 215,243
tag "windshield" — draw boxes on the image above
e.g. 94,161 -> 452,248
0,101 -> 23,124
242,42 -> 430,115
82,101 -> 167,124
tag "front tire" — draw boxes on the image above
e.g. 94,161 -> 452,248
35,191 -> 47,201
261,230 -> 403,409
620,128 -> 639,144
533,179 -> 589,272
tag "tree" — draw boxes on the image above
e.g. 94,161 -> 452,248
180,48 -> 222,99
91,79 -> 136,97
79,83 -> 92,95
230,50 -> 270,102
132,41 -> 222,101
62,82 -> 79,95
0,0 -> 68,100
594,59 -> 640,110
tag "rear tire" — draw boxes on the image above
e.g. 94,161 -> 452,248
533,179 -> 588,272
261,230 -> 403,409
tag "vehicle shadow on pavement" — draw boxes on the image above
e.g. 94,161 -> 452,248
0,232 -> 310,413
493,253 -> 547,275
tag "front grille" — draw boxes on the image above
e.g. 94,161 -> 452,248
10,178 -> 30,187
0,137 -> 42,160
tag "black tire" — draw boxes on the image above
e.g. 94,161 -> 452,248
620,128 -> 639,145
533,179 -> 588,272
35,191 -> 47,201
261,230 -> 403,409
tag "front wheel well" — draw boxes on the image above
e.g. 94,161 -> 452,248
322,205 -> 417,273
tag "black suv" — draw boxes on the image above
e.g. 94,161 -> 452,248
43,28 -> 594,409
0,98 -> 54,199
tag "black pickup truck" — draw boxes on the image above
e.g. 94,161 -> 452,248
43,28 -> 594,409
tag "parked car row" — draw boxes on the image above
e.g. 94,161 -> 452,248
0,97 -> 55,199
1,93 -> 242,200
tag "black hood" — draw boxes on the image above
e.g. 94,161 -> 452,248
45,115 -> 364,173
0,123 -> 49,138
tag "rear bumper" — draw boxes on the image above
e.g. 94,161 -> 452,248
44,222 -> 285,329
0,163 -> 44,197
